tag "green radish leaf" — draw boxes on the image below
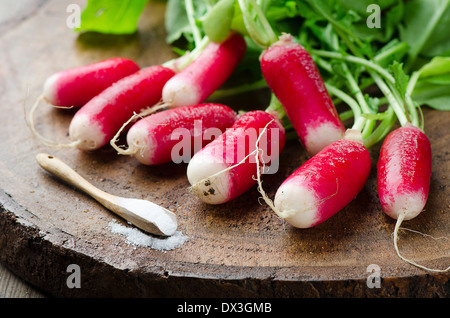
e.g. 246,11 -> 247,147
165,0 -> 192,44
417,56 -> 450,78
374,39 -> 410,68
399,0 -> 450,68
389,61 -> 409,96
410,0 -> 450,59
165,0 -> 209,46
338,0 -> 398,15
295,1 -> 323,20
365,95 -> 381,113
77,0 -> 148,34
411,56 -> 450,110
265,1 -> 298,21
412,87 -> 450,111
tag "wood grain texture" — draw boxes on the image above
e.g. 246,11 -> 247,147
0,262 -> 46,298
0,0 -> 449,298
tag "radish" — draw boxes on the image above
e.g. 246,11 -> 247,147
377,124 -> 432,222
68,65 -> 175,151
234,0 -> 447,271
263,129 -> 371,228
376,124 -> 449,272
187,110 -> 286,205
162,32 -> 247,107
29,65 -> 175,151
111,103 -> 237,165
42,57 -> 140,107
260,34 -> 346,156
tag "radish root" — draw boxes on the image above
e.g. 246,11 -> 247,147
25,93 -> 82,149
110,101 -> 170,155
254,120 -> 282,215
393,211 -> 450,273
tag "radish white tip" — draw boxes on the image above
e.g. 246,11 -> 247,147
162,76 -> 201,107
110,102 -> 169,156
68,113 -> 106,151
188,128 -> 268,205
273,182 -> 319,228
304,122 -> 345,155
43,73 -> 59,105
188,114 -> 282,206
126,124 -> 157,165
188,124 -> 270,205
383,192 -> 426,221
187,155 -> 231,205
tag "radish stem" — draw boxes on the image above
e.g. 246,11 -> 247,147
185,0 -> 203,47
311,50 -> 396,85
371,72 -> 409,126
325,83 -> 362,125
237,0 -> 277,47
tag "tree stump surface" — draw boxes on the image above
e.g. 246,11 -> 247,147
0,0 -> 448,297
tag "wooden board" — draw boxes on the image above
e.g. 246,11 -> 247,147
0,0 -> 449,298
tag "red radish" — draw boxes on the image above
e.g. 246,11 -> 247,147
43,57 -> 140,107
270,130 -> 371,228
162,32 -> 247,107
260,34 -> 346,156
187,110 -> 286,205
376,125 -> 449,272
114,103 -> 237,165
377,124 -> 432,221
68,65 -> 175,151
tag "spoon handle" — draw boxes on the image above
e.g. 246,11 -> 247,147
36,153 -> 114,205
36,153 -> 177,236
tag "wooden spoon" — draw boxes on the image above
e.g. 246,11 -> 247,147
35,153 -> 177,237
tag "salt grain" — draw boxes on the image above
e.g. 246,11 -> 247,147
108,219 -> 188,251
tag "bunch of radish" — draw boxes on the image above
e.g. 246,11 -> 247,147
27,31 -> 247,155
230,1 -> 448,272
256,34 -> 371,229
185,33 -> 358,211
27,0 -> 448,273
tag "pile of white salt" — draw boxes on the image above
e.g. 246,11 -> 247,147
108,219 -> 188,251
